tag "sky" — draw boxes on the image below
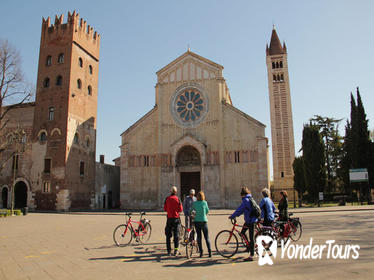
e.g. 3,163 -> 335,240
1,1 -> 374,179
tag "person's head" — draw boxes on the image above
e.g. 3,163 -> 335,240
280,190 -> 288,198
262,188 -> 270,198
189,189 -> 195,197
170,186 -> 177,195
196,191 -> 205,201
240,186 -> 250,197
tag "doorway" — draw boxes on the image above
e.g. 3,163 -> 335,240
180,172 -> 201,201
2,187 -> 8,208
14,181 -> 27,209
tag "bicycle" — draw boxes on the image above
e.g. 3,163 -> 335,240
184,212 -> 199,258
113,212 -> 152,246
215,218 -> 259,258
274,213 -> 302,243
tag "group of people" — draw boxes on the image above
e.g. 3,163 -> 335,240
163,185 -> 288,261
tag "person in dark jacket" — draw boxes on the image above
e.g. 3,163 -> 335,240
259,188 -> 276,226
229,187 -> 258,262
278,190 -> 289,221
164,186 -> 183,256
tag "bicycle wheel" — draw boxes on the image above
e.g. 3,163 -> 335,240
290,220 -> 302,241
274,222 -> 289,246
185,231 -> 199,259
215,230 -> 239,258
113,224 -> 132,246
139,223 -> 152,243
179,224 -> 187,245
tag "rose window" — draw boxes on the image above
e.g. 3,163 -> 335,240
176,90 -> 204,121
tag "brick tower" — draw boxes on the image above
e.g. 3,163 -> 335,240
266,27 -> 295,202
32,11 -> 100,210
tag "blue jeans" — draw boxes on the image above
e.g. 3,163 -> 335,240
194,222 -> 211,253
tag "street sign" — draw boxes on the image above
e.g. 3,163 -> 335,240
349,168 -> 369,182
319,192 -> 324,201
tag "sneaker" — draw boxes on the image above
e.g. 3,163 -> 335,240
243,256 -> 254,262
174,248 -> 181,256
167,251 -> 172,256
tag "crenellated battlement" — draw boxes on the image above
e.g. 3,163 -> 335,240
41,11 -> 100,56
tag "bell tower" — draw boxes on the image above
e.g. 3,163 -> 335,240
32,11 -> 100,210
266,27 -> 295,201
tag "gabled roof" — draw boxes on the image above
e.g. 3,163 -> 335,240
156,50 -> 223,76
223,102 -> 266,128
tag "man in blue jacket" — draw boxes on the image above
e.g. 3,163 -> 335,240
259,188 -> 276,226
229,187 -> 258,262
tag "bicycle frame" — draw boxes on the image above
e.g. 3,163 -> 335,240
124,212 -> 147,238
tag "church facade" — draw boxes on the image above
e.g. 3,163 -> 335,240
120,51 -> 269,209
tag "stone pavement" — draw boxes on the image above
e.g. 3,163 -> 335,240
0,207 -> 373,280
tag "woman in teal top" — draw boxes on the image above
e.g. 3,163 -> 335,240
191,191 -> 211,257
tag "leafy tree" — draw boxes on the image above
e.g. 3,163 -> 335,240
302,123 -> 326,205
310,115 -> 343,194
293,156 -> 305,207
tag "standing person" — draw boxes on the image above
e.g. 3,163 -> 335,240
229,187 -> 258,262
259,188 -> 276,226
191,191 -> 212,258
278,190 -> 289,221
183,189 -> 196,229
164,186 -> 183,256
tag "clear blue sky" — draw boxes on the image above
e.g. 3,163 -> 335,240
1,1 -> 374,179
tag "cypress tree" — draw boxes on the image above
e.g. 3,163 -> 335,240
302,124 -> 326,205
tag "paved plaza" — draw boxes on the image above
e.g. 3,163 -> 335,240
1,206 -> 374,280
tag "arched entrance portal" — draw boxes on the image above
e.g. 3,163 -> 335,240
176,145 -> 201,200
2,187 -> 8,208
14,181 -> 27,209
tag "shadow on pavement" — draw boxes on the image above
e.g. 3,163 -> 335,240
89,251 -> 244,266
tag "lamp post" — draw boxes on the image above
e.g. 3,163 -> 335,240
10,125 -> 26,215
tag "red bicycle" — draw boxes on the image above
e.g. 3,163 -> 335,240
215,218 -> 260,258
113,212 -> 152,246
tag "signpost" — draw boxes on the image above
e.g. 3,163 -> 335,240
349,168 -> 370,204
349,168 -> 369,183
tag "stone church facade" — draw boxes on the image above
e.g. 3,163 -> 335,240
120,51 -> 269,209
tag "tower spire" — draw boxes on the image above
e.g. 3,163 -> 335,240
268,27 -> 285,55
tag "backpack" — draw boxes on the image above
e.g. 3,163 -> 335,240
248,196 -> 261,219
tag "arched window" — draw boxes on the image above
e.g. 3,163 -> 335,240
40,132 -> 47,142
48,107 -> 54,121
86,137 -> 90,148
276,62 -> 279,68
7,134 -> 13,144
277,74 -> 280,81
79,57 -> 83,68
280,61 -> 283,68
56,75 -> 62,86
44,77 -> 50,88
272,62 -> 275,69
89,65 -> 93,74
87,85 -> 92,96
46,55 -> 52,66
280,74 -> 284,82
77,79 -> 82,89
73,133 -> 79,145
58,53 -> 64,63
273,75 -> 276,82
